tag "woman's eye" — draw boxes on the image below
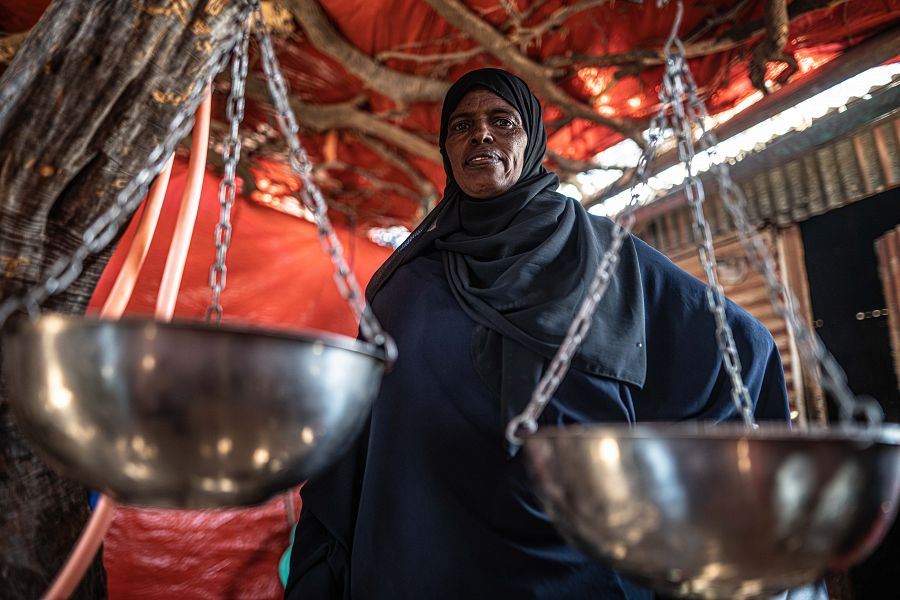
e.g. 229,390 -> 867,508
451,121 -> 469,131
495,118 -> 513,127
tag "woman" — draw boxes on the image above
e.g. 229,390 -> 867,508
285,68 -> 809,599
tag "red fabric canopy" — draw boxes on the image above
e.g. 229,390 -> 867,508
239,0 -> 899,225
6,0 -> 895,228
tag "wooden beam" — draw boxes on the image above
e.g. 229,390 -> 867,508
245,76 -> 443,164
284,0 -> 449,104
778,225 -> 828,425
875,227 -> 900,396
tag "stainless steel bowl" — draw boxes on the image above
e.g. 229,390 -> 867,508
524,422 -> 900,599
2,314 -> 385,508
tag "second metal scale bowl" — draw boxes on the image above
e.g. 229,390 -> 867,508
2,314 -> 385,508
524,422 -> 900,599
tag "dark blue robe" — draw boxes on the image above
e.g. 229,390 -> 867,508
285,234 -> 814,599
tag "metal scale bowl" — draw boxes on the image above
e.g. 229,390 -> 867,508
0,4 -> 391,510
2,315 -> 385,507
0,6 -> 392,597
524,423 -> 900,599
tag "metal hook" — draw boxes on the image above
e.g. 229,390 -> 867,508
663,0 -> 686,55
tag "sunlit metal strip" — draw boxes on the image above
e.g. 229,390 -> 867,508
875,227 -> 900,388
635,111 -> 900,252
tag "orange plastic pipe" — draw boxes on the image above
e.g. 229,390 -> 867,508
41,91 -> 212,600
156,90 -> 211,320
43,156 -> 177,600
41,496 -> 117,600
99,156 -> 175,317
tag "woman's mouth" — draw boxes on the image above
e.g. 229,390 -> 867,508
465,152 -> 501,167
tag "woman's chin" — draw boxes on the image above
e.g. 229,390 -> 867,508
460,179 -> 515,199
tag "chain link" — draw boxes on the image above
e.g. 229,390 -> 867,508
660,18 -> 757,426
506,82 -> 672,445
250,0 -> 396,363
507,0 -> 754,445
675,39 -> 882,426
671,79 -> 757,425
508,0 -> 880,445
0,27 -> 242,328
206,19 -> 251,324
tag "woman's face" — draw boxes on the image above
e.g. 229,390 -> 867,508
445,89 -> 528,199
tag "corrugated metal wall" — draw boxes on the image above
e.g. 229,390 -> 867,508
634,111 -> 900,254
629,106 -> 900,424
740,114 -> 900,226
664,234 -> 803,421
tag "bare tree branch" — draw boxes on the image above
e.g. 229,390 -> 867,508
543,48 -> 664,70
423,0 -> 645,144
559,172 -> 587,197
0,2 -> 245,596
510,0 -> 610,43
376,45 -> 483,65
284,0 -> 449,104
580,166 -> 635,206
545,150 -> 630,174
357,134 -> 437,202
246,76 -> 443,164
498,0 -> 524,25
383,31 -> 468,52
315,160 -> 422,201
548,0 -> 847,73
684,0 -> 754,44
517,0 -> 550,25
749,0 -> 797,93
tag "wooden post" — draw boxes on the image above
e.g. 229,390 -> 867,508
875,226 -> 900,390
0,1 -> 244,597
777,225 -> 828,424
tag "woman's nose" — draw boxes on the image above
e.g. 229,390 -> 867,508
469,122 -> 493,144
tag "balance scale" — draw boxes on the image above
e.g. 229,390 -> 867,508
0,2 -> 897,599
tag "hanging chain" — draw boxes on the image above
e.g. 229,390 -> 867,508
206,19 -> 251,324
0,29 -> 241,328
250,0 -> 396,363
508,0 -> 881,445
507,0 -> 748,445
506,88 -> 671,446
661,8 -> 756,427
675,42 -> 882,426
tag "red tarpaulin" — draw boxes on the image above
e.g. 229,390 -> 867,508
3,0 -> 897,227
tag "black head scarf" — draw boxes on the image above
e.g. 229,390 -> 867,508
366,68 -> 646,442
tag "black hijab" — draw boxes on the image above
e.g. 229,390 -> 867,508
366,68 -> 646,437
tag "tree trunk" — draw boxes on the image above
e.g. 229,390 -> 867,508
0,1 -> 244,597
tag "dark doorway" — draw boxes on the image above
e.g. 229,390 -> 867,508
800,187 -> 900,599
